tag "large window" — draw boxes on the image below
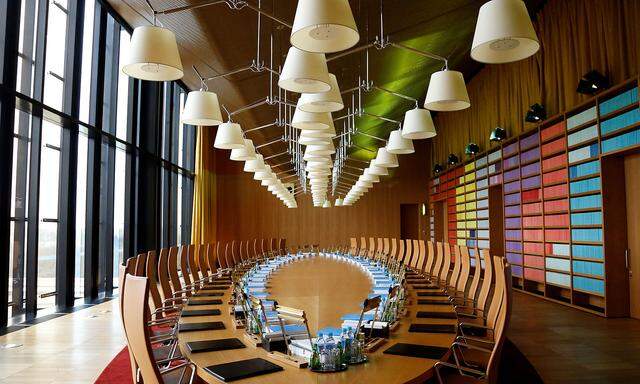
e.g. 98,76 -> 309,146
0,0 -> 196,327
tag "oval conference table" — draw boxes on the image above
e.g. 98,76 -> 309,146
176,256 -> 457,383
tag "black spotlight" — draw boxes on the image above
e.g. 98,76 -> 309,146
465,142 -> 480,156
433,164 -> 443,174
577,70 -> 609,95
525,103 -> 546,123
447,154 -> 459,165
490,127 -> 507,142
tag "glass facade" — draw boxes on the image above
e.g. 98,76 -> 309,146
0,0 -> 196,327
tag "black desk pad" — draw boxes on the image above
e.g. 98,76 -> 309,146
186,338 -> 246,353
178,321 -> 225,332
417,299 -> 451,305
383,343 -> 450,359
187,299 -> 223,306
409,323 -> 456,334
181,309 -> 221,317
204,358 -> 283,382
406,279 -> 427,283
417,291 -> 449,297
193,291 -> 224,297
413,285 -> 441,290
417,311 -> 457,319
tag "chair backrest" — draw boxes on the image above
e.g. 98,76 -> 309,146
485,258 -> 512,384
456,246 -> 471,293
231,240 -> 238,265
383,238 -> 390,256
188,244 -> 201,283
158,248 -> 173,301
476,249 -> 493,312
448,245 -> 462,288
368,237 -> 375,258
397,239 -> 405,263
198,244 -> 210,278
360,237 -> 367,256
224,242 -> 233,268
423,240 -> 435,275
253,239 -> 260,259
439,243 -> 452,283
168,246 -> 183,294
411,239 -> 421,269
261,238 -> 267,255
122,274 -> 163,384
486,255 -> 506,329
403,239 -> 412,265
377,238 -> 383,256
180,244 -> 193,287
415,240 -> 427,272
237,240 -> 245,263
134,253 -> 147,276
206,243 -> 218,275
215,242 -> 225,269
467,248 -> 482,301
432,242 -> 444,279
119,260 -> 138,383
145,251 -> 163,315
390,238 -> 397,260
350,237 -> 358,254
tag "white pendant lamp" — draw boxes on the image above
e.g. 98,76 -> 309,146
244,154 -> 264,172
181,90 -> 223,126
471,0 -> 540,64
361,170 -> 379,183
374,147 -> 399,168
254,165 -> 272,181
298,74 -> 344,112
290,0 -> 359,53
230,139 -> 256,161
304,154 -> 332,163
214,122 -> 244,149
402,108 -> 437,139
299,121 -> 336,138
369,161 -> 388,176
278,46 -> 331,93
424,70 -> 470,111
123,26 -> 183,81
306,143 -> 335,156
299,134 -> 332,146
386,129 -> 415,154
335,198 -> 343,206
291,109 -> 332,130
322,200 -> 332,208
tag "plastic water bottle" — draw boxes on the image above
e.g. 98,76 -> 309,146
341,328 -> 351,364
324,333 -> 337,370
317,333 -> 327,369
310,334 -> 321,370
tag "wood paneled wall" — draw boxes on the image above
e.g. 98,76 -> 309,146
214,141 -> 430,248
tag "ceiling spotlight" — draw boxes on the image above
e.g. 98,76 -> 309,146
471,0 -> 540,64
122,26 -> 183,81
525,103 -> 546,123
489,127 -> 507,142
424,69 -> 470,111
181,90 -> 223,126
278,46 -> 331,93
577,70 -> 609,95
291,0 -> 359,53
465,142 -> 480,156
213,122 -> 244,149
447,154 -> 459,165
401,108 -> 437,139
433,164 -> 443,174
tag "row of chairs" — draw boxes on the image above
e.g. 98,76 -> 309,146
343,237 -> 512,383
118,238 -> 291,383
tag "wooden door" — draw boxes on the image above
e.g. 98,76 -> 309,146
400,204 -> 420,240
625,154 -> 640,319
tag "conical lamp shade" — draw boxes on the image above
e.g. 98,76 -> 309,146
374,147 -> 399,168
304,154 -> 332,163
244,154 -> 264,172
214,122 -> 244,149
122,26 -> 183,81
386,129 -> 415,154
278,46 -> 331,93
291,0 -> 359,53
291,110 -> 332,131
322,200 -> 332,208
305,142 -> 335,156
424,70 -> 470,111
471,0 -> 539,64
230,139 -> 256,161
298,74 -> 344,112
299,134 -> 332,146
369,160 -> 388,176
402,108 -> 436,139
335,198 -> 343,206
181,90 -> 223,126
299,120 -> 336,137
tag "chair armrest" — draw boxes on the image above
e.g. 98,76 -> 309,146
455,335 -> 496,346
452,341 -> 492,354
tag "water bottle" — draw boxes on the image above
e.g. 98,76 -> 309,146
310,333 -> 321,370
317,333 -> 328,369
341,328 -> 351,364
324,333 -> 336,370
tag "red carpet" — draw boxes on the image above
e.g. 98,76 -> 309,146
95,347 -> 134,384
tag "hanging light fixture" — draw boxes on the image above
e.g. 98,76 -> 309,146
244,154 -> 265,172
386,129 -> 415,154
123,26 -> 183,81
471,0 -> 540,64
361,170 -> 379,183
374,147 -> 399,168
213,122 -> 244,149
322,199 -> 332,208
181,90 -> 223,126
298,74 -> 344,112
278,46 -> 331,93
230,139 -> 256,161
290,0 -> 359,53
291,109 -> 332,130
369,160 -> 389,176
305,143 -> 335,156
299,133 -> 332,146
424,70 -> 470,111
401,108 -> 437,139
335,197 -> 343,206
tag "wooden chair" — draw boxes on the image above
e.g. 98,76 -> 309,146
455,249 -> 493,317
402,239 -> 412,266
382,238 -> 390,263
389,238 -> 398,261
122,274 -> 197,384
397,239 -> 405,264
444,245 -> 463,294
449,246 -> 472,300
349,237 -> 358,255
359,237 -> 367,257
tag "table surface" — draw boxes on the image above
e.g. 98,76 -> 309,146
177,256 -> 457,383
